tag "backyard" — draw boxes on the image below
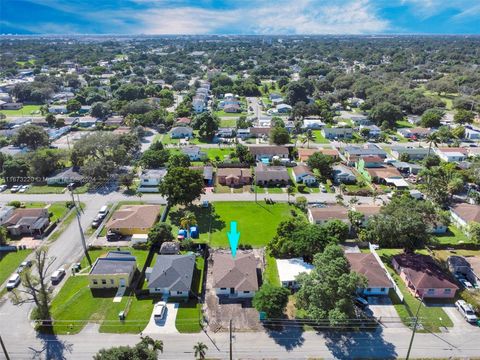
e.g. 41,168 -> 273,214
168,201 -> 300,248
0,105 -> 42,116
375,248 -> 453,333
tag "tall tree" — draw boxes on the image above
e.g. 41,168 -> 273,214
13,124 -> 49,150
296,244 -> 366,325
159,167 -> 205,206
253,284 -> 290,318
194,112 -> 220,140
147,223 -> 174,248
306,152 -> 333,180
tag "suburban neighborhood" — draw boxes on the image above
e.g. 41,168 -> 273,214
0,21 -> 480,360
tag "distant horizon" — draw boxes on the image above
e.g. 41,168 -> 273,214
1,0 -> 480,36
2,33 -> 480,37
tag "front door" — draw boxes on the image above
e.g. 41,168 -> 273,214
119,278 -> 126,287
230,287 -> 235,295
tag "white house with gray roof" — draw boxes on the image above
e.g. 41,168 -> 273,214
146,254 -> 195,297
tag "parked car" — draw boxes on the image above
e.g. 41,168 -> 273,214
18,185 -> 30,193
354,296 -> 369,309
459,278 -> 474,289
455,300 -> 478,323
16,260 -> 32,274
0,184 -> 7,192
153,301 -> 167,320
106,230 -> 122,242
6,273 -> 21,291
91,215 -> 104,228
51,268 -> 66,284
10,185 -> 20,193
98,205 -> 109,218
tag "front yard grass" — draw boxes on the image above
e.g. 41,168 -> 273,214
0,249 -> 32,287
312,130 -> 330,144
376,248 -> 453,333
206,147 -> 235,161
220,119 -> 237,127
48,202 -> 70,222
0,105 -> 42,117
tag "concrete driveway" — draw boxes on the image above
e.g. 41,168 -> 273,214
365,296 -> 405,328
443,305 -> 480,331
143,302 -> 179,334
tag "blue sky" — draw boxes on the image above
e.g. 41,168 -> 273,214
1,0 -> 480,35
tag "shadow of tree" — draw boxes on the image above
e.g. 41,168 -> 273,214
324,327 -> 397,359
29,332 -> 73,360
264,322 -> 305,351
169,205 -> 225,234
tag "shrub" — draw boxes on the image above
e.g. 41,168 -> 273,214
8,201 -> 21,208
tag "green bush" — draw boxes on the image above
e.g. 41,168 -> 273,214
8,201 -> 21,208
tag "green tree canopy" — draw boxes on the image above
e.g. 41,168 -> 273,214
253,284 -> 290,318
159,167 -> 205,206
13,124 -> 49,150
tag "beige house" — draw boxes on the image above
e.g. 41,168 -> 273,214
307,205 -> 349,225
106,205 -> 161,235
89,251 -> 137,289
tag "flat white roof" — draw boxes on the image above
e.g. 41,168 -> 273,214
386,178 -> 409,188
276,258 -> 314,283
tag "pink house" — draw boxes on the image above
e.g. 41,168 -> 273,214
392,254 -> 458,299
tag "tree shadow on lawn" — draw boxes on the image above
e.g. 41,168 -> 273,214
29,331 -> 73,360
169,205 -> 225,234
264,322 -> 305,351
324,327 -> 397,359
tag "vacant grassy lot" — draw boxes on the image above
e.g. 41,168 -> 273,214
206,147 -> 235,161
0,105 -> 42,116
48,202 -> 70,222
220,119 -> 237,127
168,202 -> 298,248
0,250 -> 32,287
312,130 -> 330,144
376,248 -> 453,332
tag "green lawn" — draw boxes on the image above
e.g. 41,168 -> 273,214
168,202 -> 298,248
312,130 -> 330,144
48,202 -> 70,222
0,105 -> 42,117
26,185 -> 89,194
214,110 -> 247,117
264,252 -> 280,286
433,225 -> 470,245
395,120 -> 414,129
206,147 -> 235,161
48,203 -> 85,241
422,89 -> 455,110
0,250 -> 32,288
220,119 -> 237,127
376,249 -> 453,333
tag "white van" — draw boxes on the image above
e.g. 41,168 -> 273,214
98,205 -> 109,218
6,273 -> 21,290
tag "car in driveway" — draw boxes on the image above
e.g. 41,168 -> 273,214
106,230 -> 122,242
455,300 -> 478,323
153,301 -> 167,320
51,268 -> 66,285
6,273 -> 21,290
354,296 -> 369,309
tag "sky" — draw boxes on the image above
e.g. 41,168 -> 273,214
1,0 -> 480,35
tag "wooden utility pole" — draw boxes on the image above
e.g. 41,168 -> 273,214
68,185 -> 91,266
406,295 -> 424,360
0,335 -> 11,360
229,319 -> 233,360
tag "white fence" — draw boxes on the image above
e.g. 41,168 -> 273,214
369,243 -> 404,303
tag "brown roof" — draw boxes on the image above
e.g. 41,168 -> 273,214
366,166 -> 402,180
6,208 -> 48,225
211,252 -> 259,291
346,253 -> 392,288
319,148 -> 340,157
393,254 -> 458,290
249,127 -> 271,136
353,205 -> 381,217
309,205 -> 348,222
451,203 -> 480,223
255,163 -> 290,182
106,205 -> 161,230
437,147 -> 468,155
292,165 -> 314,177
248,145 -> 289,156
217,168 -> 252,178
361,155 -> 384,163
176,117 -> 191,125
298,148 -> 317,161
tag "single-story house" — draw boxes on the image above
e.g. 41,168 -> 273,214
89,251 -> 137,289
104,116 -> 124,126
351,205 -> 382,226
308,205 -> 349,225
216,127 -> 236,138
435,147 -> 468,163
359,125 -> 381,137
398,127 -> 432,139
217,168 -> 252,187
344,144 -> 387,165
298,148 -> 340,162
350,116 -> 371,126
1,102 -> 23,110
236,128 -> 250,139
170,126 -> 193,139
292,165 -> 316,185
249,127 -> 271,139
345,253 -> 393,296
4,208 -> 50,236
182,146 -> 206,161
211,252 -> 259,298
276,258 -> 314,289
465,127 -> 480,140
365,166 -> 403,184
391,161 -> 423,175
224,103 -> 241,113
322,127 -> 353,140
175,117 -> 192,126
48,105 -> 68,114
138,169 -> 167,193
447,255 -> 480,287
146,254 -> 195,297
106,205 -> 161,235
189,165 -> 214,186
391,146 -> 429,161
303,118 -> 326,129
356,155 -> 384,169
254,163 -> 290,186
248,145 -> 289,161
192,99 -> 205,113
276,104 -> 292,113
0,205 -> 15,226
392,254 -> 458,299
47,167 -> 84,185
450,203 -> 480,229
332,164 -> 356,184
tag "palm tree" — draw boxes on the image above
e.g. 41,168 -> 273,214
335,194 -> 344,205
193,342 -> 208,359
425,133 -> 438,157
140,335 -> 164,354
287,185 -> 296,203
180,211 -> 197,238
301,129 -> 315,149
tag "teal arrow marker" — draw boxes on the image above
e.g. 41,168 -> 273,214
227,221 -> 240,258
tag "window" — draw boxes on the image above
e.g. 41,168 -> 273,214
92,280 -> 98,285
427,288 -> 435,294
110,279 -> 114,285
444,288 -> 451,294
380,288 -> 385,292
176,291 -> 182,295
367,288 -> 372,292
102,279 -> 107,285
220,287 -> 227,290
244,291 -> 250,294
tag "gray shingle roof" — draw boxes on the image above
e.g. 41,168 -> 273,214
148,254 -> 195,292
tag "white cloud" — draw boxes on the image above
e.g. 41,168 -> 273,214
135,0 -> 389,35
399,0 -> 479,19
